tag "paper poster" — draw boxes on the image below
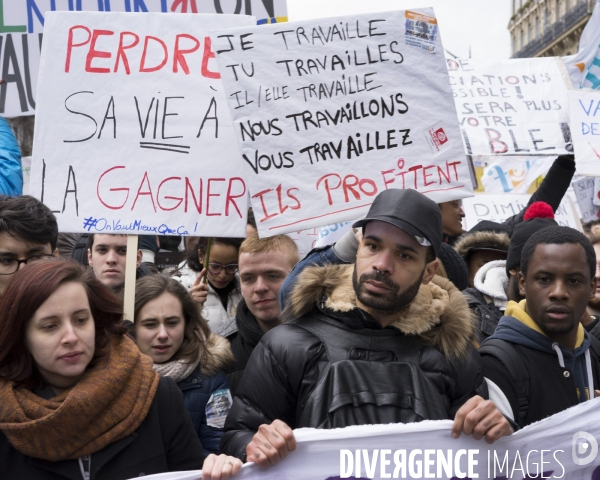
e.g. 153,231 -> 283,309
30,12 -> 254,236
447,57 -> 572,156
480,156 -> 553,194
462,194 -> 581,231
569,89 -> 600,176
138,398 -> 600,480
211,9 -> 473,237
572,177 -> 600,223
0,0 -> 288,117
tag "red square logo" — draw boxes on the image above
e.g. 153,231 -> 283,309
434,128 -> 448,145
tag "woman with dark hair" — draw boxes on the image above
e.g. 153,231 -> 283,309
174,237 -> 243,337
0,260 -> 241,479
134,275 -> 233,455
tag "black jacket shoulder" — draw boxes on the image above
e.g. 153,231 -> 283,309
0,377 -> 204,480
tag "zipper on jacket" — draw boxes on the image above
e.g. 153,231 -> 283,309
78,455 -> 91,480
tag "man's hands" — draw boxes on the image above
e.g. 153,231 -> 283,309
452,395 -> 513,444
246,419 -> 297,468
191,269 -> 209,306
202,454 -> 243,480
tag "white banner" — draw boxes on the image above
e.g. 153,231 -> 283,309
212,9 -> 473,237
137,398 -> 600,480
563,0 -> 600,90
462,194 -> 580,231
30,12 -> 254,236
447,57 -> 572,156
0,0 -> 288,117
480,156 -> 553,194
569,89 -> 600,176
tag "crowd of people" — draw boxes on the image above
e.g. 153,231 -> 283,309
0,153 -> 599,479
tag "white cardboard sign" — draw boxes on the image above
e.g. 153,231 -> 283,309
569,89 -> 600,176
572,177 -> 600,223
447,57 -> 572,156
30,12 -> 254,236
211,9 -> 473,237
0,0 -> 288,117
462,194 -> 580,231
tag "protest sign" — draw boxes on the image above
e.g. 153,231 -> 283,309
0,0 -> 288,117
569,89 -> 600,176
462,194 -> 581,231
572,177 -> 600,222
138,398 -> 600,480
447,57 -> 572,156
286,228 -> 320,258
480,155 -> 552,194
30,12 -> 254,236
211,9 -> 473,237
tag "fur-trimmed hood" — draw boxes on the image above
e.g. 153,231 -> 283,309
284,264 -> 475,360
454,230 -> 510,260
202,333 -> 235,377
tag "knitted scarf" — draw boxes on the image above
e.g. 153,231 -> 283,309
153,356 -> 201,382
235,298 -> 265,365
0,335 -> 159,462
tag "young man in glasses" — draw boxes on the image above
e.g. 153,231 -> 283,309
0,196 -> 58,299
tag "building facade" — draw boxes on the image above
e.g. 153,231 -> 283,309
509,0 -> 594,58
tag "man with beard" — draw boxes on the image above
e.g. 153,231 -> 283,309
221,189 -> 512,465
481,226 -> 600,428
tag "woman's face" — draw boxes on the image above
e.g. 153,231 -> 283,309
25,282 -> 95,390
135,293 -> 186,364
200,244 -> 239,289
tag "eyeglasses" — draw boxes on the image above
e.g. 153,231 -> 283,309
0,254 -> 55,275
207,263 -> 238,275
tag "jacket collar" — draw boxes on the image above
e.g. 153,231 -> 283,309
284,264 -> 475,359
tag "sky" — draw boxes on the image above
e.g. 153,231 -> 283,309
286,0 -> 512,60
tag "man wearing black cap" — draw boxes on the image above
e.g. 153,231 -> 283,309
221,189 -> 512,465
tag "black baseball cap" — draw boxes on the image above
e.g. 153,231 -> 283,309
353,189 -> 443,257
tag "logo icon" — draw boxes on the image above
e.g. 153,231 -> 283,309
572,431 -> 599,466
434,128 -> 448,145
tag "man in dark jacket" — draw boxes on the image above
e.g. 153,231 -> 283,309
222,189 -> 512,466
481,226 -> 600,428
226,233 -> 299,395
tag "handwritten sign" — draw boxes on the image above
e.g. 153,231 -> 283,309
211,9 -> 473,237
30,12 -> 254,236
462,194 -> 580,231
0,0 -> 288,117
569,89 -> 600,176
572,177 -> 600,223
447,58 -> 572,156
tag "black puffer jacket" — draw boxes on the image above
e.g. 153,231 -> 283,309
221,265 -> 487,460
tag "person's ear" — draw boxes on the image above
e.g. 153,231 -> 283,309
136,249 -> 142,268
518,270 -> 526,297
52,248 -> 59,257
422,259 -> 439,285
87,248 -> 93,267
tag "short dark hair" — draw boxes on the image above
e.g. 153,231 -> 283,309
0,260 -> 125,389
184,237 -> 243,273
87,233 -> 138,252
426,246 -> 435,264
0,196 -> 58,251
521,226 -> 595,279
